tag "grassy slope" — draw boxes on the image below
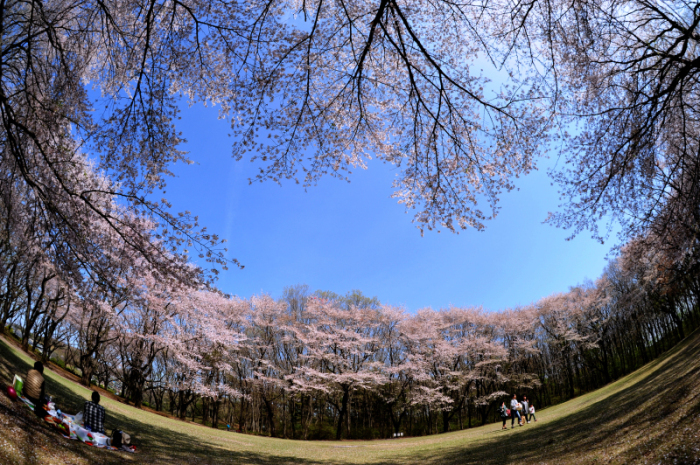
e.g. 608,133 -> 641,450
1,330 -> 700,465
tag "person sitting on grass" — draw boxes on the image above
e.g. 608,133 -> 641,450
83,391 -> 106,434
25,361 -> 49,419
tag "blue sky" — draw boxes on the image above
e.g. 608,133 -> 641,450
160,103 -> 612,313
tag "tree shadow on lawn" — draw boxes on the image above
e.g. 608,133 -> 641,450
105,407 -> 332,465
0,339 -> 123,465
0,337 -> 324,465
4,331 -> 700,465
401,330 -> 700,465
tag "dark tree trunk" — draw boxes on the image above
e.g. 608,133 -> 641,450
336,386 -> 350,440
211,399 -> 220,429
80,360 -> 95,387
263,397 -> 275,436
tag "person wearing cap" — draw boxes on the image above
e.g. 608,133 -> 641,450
83,391 -> 106,434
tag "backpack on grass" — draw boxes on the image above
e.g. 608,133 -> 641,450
111,429 -> 130,448
111,429 -> 122,448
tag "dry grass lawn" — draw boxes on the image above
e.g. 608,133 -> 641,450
1,329 -> 700,465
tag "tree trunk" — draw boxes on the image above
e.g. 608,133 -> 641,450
336,386 -> 350,440
127,368 -> 145,407
202,397 -> 211,426
211,399 -> 220,429
263,397 -> 275,436
442,410 -> 451,433
80,360 -> 94,387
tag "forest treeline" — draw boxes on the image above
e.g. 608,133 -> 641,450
1,0 -> 699,442
2,171 -> 699,439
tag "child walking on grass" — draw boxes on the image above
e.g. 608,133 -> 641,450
529,405 -> 537,422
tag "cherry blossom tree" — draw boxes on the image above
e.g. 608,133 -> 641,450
485,0 -> 700,244
286,296 -> 384,439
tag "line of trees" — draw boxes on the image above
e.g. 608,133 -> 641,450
2,0 -> 700,442
2,168 -> 699,438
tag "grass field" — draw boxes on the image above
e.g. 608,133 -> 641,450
1,330 -> 700,465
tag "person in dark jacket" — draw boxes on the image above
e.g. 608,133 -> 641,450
521,397 -> 530,423
24,361 -> 48,419
497,402 -> 509,430
83,391 -> 106,434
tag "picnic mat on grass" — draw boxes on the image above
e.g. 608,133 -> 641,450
16,397 -> 135,453
10,376 -> 136,453
50,414 -> 136,453
57,428 -> 136,453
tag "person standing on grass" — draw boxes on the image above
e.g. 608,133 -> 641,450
498,402 -> 509,430
510,394 -> 522,428
25,361 -> 49,419
529,404 -> 537,422
521,397 -> 530,423
83,391 -> 106,434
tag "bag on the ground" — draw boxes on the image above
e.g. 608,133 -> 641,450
13,375 -> 23,397
111,429 -> 123,448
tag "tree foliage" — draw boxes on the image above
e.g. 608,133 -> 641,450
2,0 -> 700,442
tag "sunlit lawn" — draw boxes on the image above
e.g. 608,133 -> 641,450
1,330 -> 700,465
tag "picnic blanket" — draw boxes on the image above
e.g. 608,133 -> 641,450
12,375 -> 135,453
52,412 -> 136,452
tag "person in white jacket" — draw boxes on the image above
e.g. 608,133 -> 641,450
529,404 -> 537,422
510,394 -> 522,428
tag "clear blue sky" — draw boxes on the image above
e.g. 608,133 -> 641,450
160,103 -> 612,313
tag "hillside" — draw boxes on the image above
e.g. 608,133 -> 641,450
1,329 -> 699,465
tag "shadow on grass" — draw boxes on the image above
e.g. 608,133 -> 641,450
3,331 -> 700,465
0,336 -> 325,465
103,407 -> 328,465
399,328 -> 700,465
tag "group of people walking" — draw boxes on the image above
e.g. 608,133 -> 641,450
498,394 -> 537,429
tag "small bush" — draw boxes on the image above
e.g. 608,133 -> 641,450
306,424 -> 336,440
349,426 -> 383,440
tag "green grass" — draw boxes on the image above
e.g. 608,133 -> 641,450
1,330 -> 700,465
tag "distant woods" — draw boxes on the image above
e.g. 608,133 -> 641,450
1,0 -> 700,441
2,226 -> 699,439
